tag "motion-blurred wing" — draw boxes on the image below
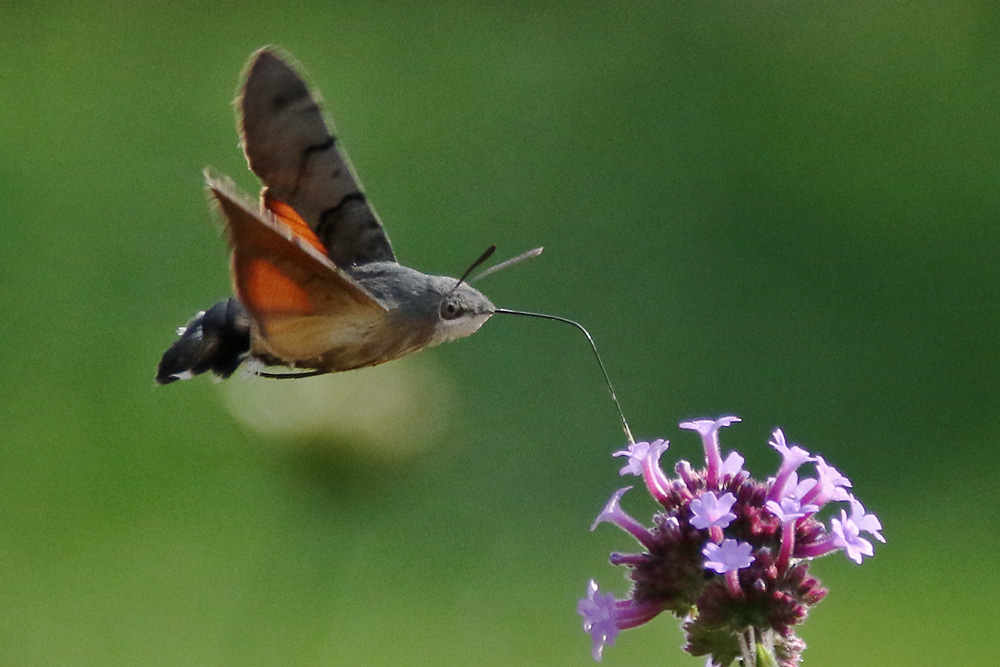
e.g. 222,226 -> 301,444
239,47 -> 395,268
207,174 -> 387,363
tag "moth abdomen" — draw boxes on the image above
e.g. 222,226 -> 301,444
156,298 -> 251,384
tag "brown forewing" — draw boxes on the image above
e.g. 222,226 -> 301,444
207,175 -> 387,364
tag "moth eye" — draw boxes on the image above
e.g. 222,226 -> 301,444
440,301 -> 464,320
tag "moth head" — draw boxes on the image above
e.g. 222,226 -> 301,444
431,281 -> 495,345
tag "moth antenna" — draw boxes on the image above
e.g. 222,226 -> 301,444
494,308 -> 635,445
473,247 -> 544,282
450,245 -> 497,294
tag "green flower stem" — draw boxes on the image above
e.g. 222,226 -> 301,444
755,642 -> 779,667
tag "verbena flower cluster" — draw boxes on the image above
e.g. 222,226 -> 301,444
578,417 -> 883,666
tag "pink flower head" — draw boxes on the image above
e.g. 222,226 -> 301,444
582,419 -> 875,664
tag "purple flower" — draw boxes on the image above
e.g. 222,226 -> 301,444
612,439 -> 667,478
612,441 -> 648,476
679,416 -> 741,488
767,429 -> 814,502
766,496 -> 819,570
690,491 -> 738,530
612,438 -> 672,503
830,509 -> 875,564
580,417 -> 880,665
800,456 -> 852,507
848,497 -> 885,543
577,580 -> 666,661
578,580 -> 619,661
702,538 -> 754,574
765,497 -> 819,523
590,487 -> 656,550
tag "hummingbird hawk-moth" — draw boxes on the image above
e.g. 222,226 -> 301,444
155,47 -> 638,443
156,47 -> 499,384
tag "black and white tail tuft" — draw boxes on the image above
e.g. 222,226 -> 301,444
156,298 -> 252,384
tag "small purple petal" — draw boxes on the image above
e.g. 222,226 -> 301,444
590,487 -> 656,550
612,441 -> 651,477
767,470 -> 801,499
767,496 -> 817,569
702,538 -> 755,574
578,580 -> 620,661
676,458 -> 700,492
767,429 -> 814,501
720,451 -> 745,478
830,509 -> 875,564
848,497 -> 885,543
788,474 -> 817,501
639,439 -> 672,504
800,456 -> 853,506
679,416 -> 742,434
765,497 -> 819,523
816,456 -> 852,489
679,416 -> 741,488
591,487 -> 631,531
690,491 -> 738,530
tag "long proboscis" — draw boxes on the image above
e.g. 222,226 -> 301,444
494,307 -> 635,445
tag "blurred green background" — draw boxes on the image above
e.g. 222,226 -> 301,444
2,1 -> 997,665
